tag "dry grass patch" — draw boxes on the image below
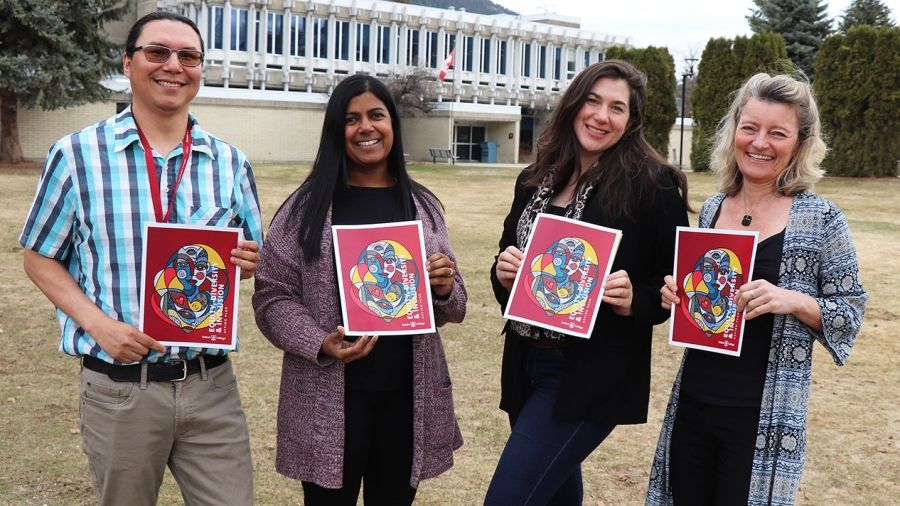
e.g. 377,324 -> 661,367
1,164 -> 896,504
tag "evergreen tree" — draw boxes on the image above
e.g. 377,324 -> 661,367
0,0 -> 129,163
741,31 -> 790,77
604,46 -> 677,158
690,33 -> 789,171
748,0 -> 832,78
690,38 -> 740,171
814,26 -> 900,176
839,0 -> 895,32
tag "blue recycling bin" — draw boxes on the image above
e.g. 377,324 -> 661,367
480,141 -> 497,163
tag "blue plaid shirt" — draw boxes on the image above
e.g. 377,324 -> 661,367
20,107 -> 263,364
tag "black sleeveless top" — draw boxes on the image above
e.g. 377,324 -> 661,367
332,184 -> 414,391
680,206 -> 784,407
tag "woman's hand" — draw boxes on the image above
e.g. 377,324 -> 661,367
232,240 -> 261,279
737,280 -> 823,332
660,274 -> 679,311
427,253 -> 456,298
495,246 -> 524,292
320,326 -> 378,363
603,270 -> 633,316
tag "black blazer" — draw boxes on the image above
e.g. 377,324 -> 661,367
490,167 -> 689,425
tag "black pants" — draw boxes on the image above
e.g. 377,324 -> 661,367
670,394 -> 761,505
302,386 -> 416,506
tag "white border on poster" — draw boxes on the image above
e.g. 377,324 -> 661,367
139,222 -> 243,350
503,213 -> 622,339
667,226 -> 759,357
332,220 -> 436,336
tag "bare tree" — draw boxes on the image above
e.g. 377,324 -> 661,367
384,70 -> 435,117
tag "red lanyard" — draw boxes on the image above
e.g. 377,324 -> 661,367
138,124 -> 193,223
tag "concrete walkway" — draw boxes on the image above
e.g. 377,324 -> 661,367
456,161 -> 528,169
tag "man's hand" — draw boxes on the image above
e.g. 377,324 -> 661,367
23,250 -> 165,363
87,316 -> 166,363
232,240 -> 260,279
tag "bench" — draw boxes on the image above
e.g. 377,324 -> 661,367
428,148 -> 457,165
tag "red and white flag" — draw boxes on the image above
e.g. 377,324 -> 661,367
438,49 -> 455,83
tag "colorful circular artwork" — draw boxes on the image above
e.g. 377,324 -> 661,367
681,247 -> 743,336
527,237 -> 599,316
349,240 -> 420,322
151,244 -> 229,332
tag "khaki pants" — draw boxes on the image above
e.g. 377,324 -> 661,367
79,358 -> 253,506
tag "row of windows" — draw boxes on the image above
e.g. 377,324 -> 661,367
205,7 -> 603,79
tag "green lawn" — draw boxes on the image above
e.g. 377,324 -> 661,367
1,163 -> 897,504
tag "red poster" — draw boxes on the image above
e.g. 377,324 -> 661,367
504,214 -> 622,339
332,221 -> 435,336
139,223 -> 241,350
669,226 -> 759,356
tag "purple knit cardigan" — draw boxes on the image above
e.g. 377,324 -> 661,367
253,190 -> 466,489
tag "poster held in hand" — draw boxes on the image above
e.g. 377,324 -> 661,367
504,213 -> 622,339
139,223 -> 242,350
333,221 -> 436,336
668,226 -> 759,356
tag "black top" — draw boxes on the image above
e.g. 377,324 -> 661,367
547,204 -> 567,216
490,167 -> 690,425
332,184 -> 413,391
680,205 -> 784,407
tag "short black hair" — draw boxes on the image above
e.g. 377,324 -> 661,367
125,11 -> 205,57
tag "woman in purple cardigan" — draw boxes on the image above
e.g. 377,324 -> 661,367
253,75 -> 466,505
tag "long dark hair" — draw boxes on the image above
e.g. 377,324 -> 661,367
280,74 -> 440,261
527,60 -> 690,221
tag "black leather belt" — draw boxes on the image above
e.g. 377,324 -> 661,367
82,354 -> 228,382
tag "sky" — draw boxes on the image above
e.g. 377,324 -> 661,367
493,0 -> 899,72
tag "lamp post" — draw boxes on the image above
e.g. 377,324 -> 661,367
679,57 -> 697,170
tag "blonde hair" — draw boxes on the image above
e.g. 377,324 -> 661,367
710,72 -> 827,196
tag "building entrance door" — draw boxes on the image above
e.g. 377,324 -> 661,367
454,125 -> 486,162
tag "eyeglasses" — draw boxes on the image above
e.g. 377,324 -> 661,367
133,45 -> 204,67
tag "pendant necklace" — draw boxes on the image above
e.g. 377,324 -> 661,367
741,191 -> 777,227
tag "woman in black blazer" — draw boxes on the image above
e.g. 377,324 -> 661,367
485,60 -> 690,505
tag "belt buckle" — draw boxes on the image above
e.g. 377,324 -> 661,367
170,359 -> 188,382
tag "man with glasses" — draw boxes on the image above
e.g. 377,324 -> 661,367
20,11 -> 260,505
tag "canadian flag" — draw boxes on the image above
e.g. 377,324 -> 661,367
438,49 -> 455,83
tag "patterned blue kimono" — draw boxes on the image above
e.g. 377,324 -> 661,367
646,190 -> 867,505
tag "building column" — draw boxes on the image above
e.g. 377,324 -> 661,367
390,20 -> 399,66
247,1 -> 257,89
417,19 -> 427,68
545,41 -> 554,89
327,3 -> 336,90
472,30 -> 482,104
258,3 -> 269,90
399,23 -> 408,68
560,42 -> 568,85
454,29 -> 463,102
222,1 -> 233,88
349,10 -> 358,74
436,23 -> 446,102
281,0 -> 293,91
505,34 -> 515,105
305,5 -> 314,93
369,17 -> 378,73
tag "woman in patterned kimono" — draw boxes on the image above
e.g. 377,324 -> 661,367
646,73 -> 867,505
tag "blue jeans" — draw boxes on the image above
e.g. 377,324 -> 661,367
485,346 -> 615,506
